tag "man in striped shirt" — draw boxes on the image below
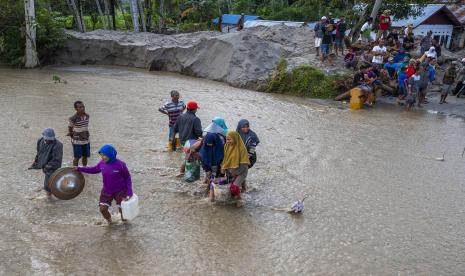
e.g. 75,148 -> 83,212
67,101 -> 90,166
159,90 -> 186,151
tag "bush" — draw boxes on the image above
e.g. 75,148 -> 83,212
266,59 -> 343,99
0,2 -> 68,66
36,9 -> 68,63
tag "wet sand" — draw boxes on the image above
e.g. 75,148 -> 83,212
1,66 -> 465,275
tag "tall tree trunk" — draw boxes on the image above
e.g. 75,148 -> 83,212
370,0 -> 383,22
159,0 -> 164,32
117,0 -> 130,30
111,0 -> 116,30
138,0 -> 147,32
129,0 -> 140,32
145,0 -> 152,31
78,0 -> 86,32
24,0 -> 39,68
103,0 -> 112,30
349,6 -> 370,43
95,0 -> 107,30
68,0 -> 85,32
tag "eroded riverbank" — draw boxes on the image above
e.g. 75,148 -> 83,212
1,66 -> 465,275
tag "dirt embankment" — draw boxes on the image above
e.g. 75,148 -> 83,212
52,26 -> 329,89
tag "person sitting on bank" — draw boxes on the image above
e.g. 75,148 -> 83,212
344,48 -> 357,69
199,117 -> 228,185
221,131 -> 250,207
76,144 -> 133,225
30,128 -> 63,197
402,31 -> 415,51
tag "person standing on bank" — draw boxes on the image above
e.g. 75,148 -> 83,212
159,90 -> 186,151
68,101 -> 90,166
30,128 -> 63,197
378,10 -> 391,40
335,16 -> 347,56
314,17 -> 325,57
440,62 -> 456,104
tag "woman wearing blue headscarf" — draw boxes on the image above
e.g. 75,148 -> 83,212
199,117 -> 228,184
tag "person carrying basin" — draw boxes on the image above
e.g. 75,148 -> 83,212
76,144 -> 133,225
30,128 -> 63,197
199,117 -> 227,189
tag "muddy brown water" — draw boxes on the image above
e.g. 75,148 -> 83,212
1,66 -> 465,275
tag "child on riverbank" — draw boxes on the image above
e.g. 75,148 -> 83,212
159,90 -> 185,151
76,144 -> 133,224
68,101 -> 90,166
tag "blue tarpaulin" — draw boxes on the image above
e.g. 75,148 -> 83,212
212,14 -> 262,25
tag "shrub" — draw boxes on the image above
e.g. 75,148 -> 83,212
266,59 -> 343,99
0,2 -> 68,66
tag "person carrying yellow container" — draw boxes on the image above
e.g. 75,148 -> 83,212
159,90 -> 185,151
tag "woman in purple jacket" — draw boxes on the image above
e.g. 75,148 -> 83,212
77,144 -> 133,224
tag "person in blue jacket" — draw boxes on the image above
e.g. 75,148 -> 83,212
236,119 -> 260,168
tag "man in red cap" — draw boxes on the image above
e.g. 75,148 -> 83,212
172,101 -> 203,175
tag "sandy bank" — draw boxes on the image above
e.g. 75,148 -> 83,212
52,26 -> 337,89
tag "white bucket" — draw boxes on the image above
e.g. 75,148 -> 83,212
121,193 -> 139,220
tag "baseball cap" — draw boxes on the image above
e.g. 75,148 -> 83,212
321,16 -> 327,20
186,101 -> 199,110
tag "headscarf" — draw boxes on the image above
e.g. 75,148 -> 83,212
221,131 -> 250,170
236,119 -> 260,149
212,117 -> 228,133
204,116 -> 228,135
426,47 -> 437,59
199,132 -> 224,168
98,144 -> 117,163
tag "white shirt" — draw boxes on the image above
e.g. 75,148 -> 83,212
361,22 -> 372,32
372,45 -> 387,64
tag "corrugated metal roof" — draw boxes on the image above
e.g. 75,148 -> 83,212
392,4 -> 445,28
392,4 -> 462,28
448,1 -> 465,25
212,14 -> 261,25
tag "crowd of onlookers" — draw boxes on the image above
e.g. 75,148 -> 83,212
313,10 -> 465,109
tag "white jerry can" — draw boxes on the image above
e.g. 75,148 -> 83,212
121,193 -> 139,220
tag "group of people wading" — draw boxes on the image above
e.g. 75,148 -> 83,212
159,90 -> 260,207
30,91 -> 260,226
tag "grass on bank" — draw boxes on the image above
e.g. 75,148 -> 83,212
266,59 -> 345,99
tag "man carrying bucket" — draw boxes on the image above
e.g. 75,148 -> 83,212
171,101 -> 203,176
76,144 -> 133,225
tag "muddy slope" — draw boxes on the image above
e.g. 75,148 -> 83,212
52,26 -> 318,89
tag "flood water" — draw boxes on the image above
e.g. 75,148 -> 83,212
1,66 -> 465,275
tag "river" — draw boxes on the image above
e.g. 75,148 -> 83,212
1,66 -> 465,275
